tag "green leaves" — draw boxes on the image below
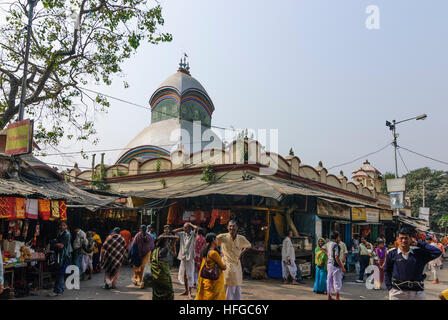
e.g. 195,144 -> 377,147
0,0 -> 172,147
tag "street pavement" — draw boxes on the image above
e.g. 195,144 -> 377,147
21,259 -> 447,300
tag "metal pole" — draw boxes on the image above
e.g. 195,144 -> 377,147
18,0 -> 38,121
392,120 -> 398,178
422,180 -> 425,208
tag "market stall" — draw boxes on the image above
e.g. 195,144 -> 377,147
0,197 -> 68,297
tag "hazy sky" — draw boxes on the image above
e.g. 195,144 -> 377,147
35,0 -> 448,178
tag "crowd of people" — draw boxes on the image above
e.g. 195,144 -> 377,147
3,219 -> 446,300
44,219 -> 251,300
311,228 -> 447,300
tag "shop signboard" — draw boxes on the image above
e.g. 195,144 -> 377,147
317,199 -> 350,220
380,210 -> 393,221
419,207 -> 429,220
351,207 -> 366,221
386,178 -> 406,192
5,119 -> 34,155
366,208 -> 380,223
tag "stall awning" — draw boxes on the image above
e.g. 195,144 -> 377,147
131,175 -> 380,209
397,216 -> 429,232
0,176 -> 120,209
317,197 -> 364,208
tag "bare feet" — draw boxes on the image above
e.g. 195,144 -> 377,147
327,295 -> 333,300
432,280 -> 439,284
180,291 -> 188,296
335,293 -> 340,300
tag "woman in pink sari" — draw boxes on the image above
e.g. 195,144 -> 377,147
193,228 -> 206,287
374,240 -> 387,289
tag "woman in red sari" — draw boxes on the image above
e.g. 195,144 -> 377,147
374,240 -> 387,289
194,228 -> 206,287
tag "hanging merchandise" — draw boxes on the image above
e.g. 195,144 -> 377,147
201,211 -> 210,223
38,199 -> 51,220
15,198 -> 26,219
25,199 -> 39,220
361,225 -> 371,237
33,223 -> 40,247
0,197 -> 15,219
219,210 -> 231,225
59,201 -> 67,221
208,209 -> 220,228
8,220 -> 15,240
167,200 -> 184,225
22,220 -> 29,238
14,220 -> 23,237
50,200 -> 60,218
190,210 -> 205,225
182,211 -> 193,222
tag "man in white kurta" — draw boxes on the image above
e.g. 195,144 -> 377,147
217,220 -> 251,300
282,230 -> 298,284
173,222 -> 198,299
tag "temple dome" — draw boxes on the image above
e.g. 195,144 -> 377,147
116,59 -> 221,164
152,70 -> 208,96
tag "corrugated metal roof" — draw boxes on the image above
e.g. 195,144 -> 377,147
397,216 -> 429,232
131,175 -> 380,208
0,177 -> 119,208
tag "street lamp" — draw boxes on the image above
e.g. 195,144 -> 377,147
385,114 -> 427,178
423,173 -> 447,207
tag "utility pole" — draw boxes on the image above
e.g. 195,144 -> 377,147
386,114 -> 427,218
422,180 -> 425,207
392,120 -> 399,178
18,0 -> 39,121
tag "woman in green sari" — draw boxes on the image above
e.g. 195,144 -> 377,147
313,237 -> 328,294
151,235 -> 177,300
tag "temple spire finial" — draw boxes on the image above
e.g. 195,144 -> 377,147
178,53 -> 191,75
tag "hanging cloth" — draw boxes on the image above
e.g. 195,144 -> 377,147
38,199 -> 51,220
14,220 -> 23,237
182,211 -> 193,222
0,197 -> 16,220
22,219 -> 29,239
167,200 -> 184,225
59,201 -> 67,220
208,209 -> 220,228
219,210 -> 231,225
25,199 -> 39,220
15,198 -> 26,219
51,200 -> 60,218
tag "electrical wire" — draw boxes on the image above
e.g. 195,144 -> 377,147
398,145 -> 448,166
38,138 -> 224,157
327,142 -> 393,170
78,86 -> 237,132
397,148 -> 410,174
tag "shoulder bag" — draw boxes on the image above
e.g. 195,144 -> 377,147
200,250 -> 220,280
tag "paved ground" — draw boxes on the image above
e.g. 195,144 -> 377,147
21,259 -> 448,300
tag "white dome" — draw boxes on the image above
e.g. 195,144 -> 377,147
155,71 -> 207,95
116,118 -> 222,163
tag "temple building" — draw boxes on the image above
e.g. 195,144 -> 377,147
67,58 -> 427,279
